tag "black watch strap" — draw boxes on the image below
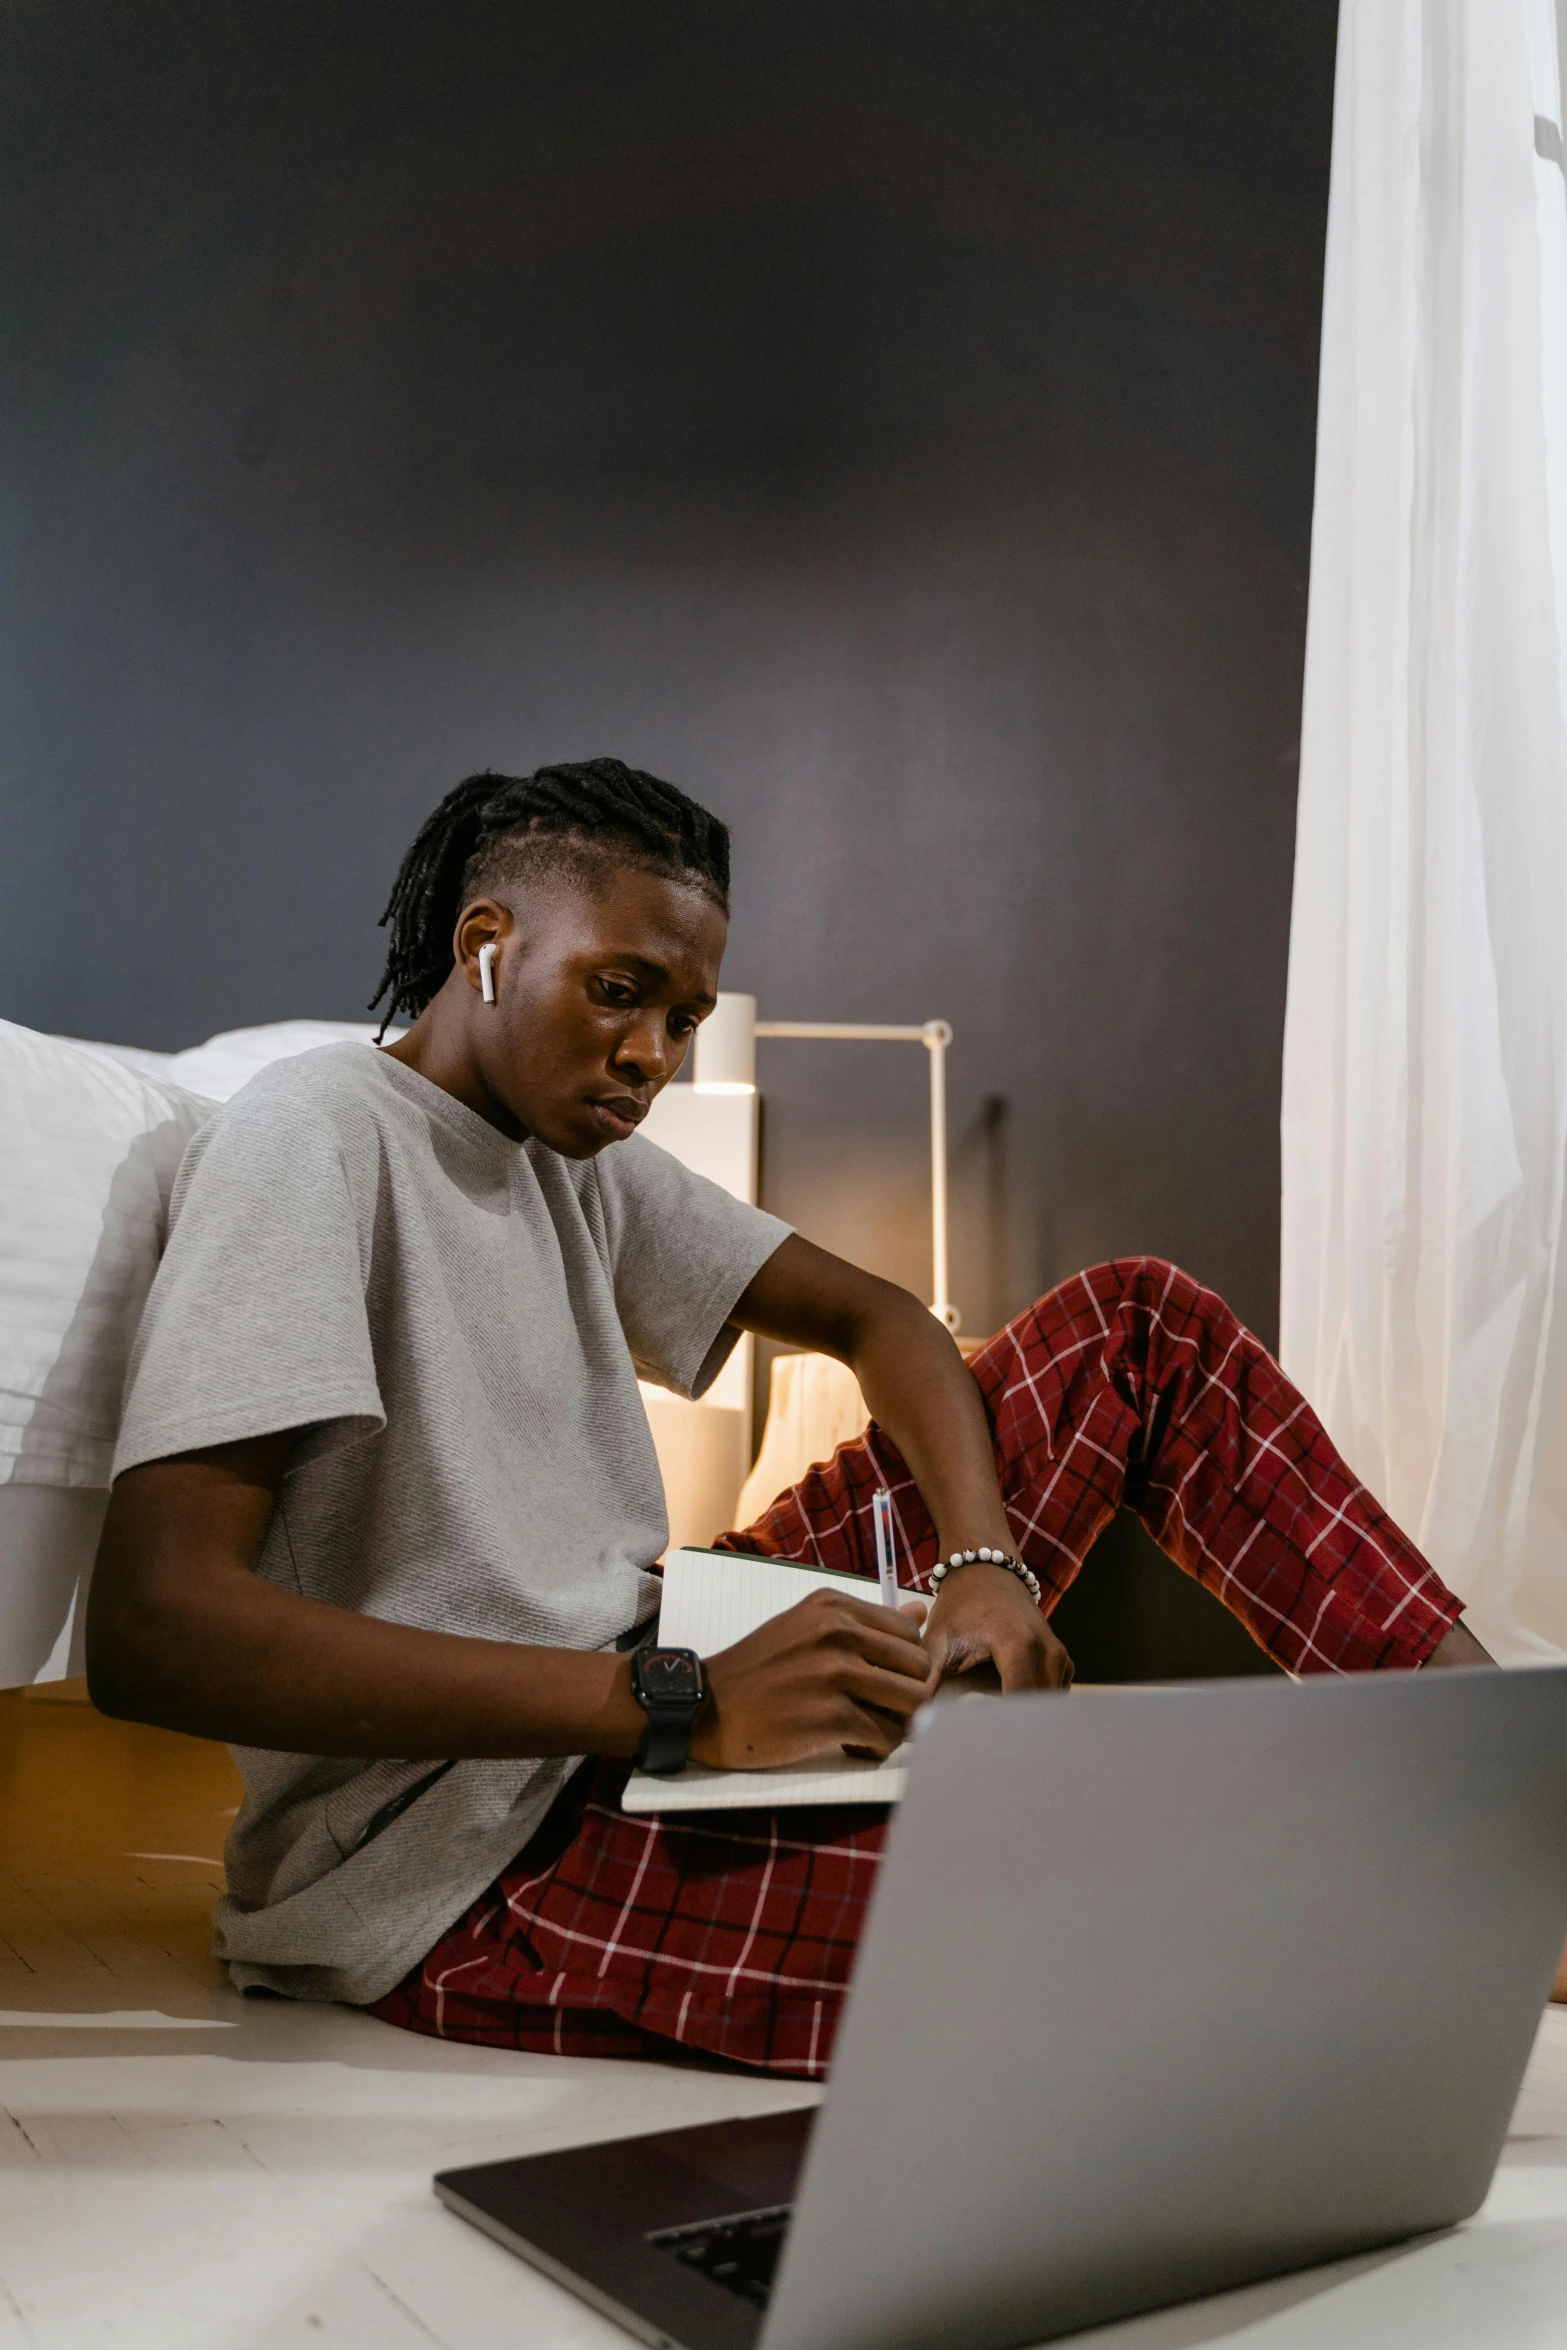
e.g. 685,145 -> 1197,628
635,1710 -> 695,1775
630,1646 -> 706,1776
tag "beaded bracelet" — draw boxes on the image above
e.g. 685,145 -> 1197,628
930,1545 -> 1043,1608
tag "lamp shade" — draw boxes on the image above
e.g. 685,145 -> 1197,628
694,992 -> 757,1092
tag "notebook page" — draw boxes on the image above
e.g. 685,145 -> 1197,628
621,1548 -> 912,1813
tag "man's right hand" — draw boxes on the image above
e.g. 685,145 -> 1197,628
690,1588 -> 937,1770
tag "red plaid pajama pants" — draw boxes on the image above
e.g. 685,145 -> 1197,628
370,1257 -> 1463,2077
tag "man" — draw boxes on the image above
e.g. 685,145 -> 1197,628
87,759 -> 1493,2074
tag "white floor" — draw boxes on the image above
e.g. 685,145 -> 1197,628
2,1981 -> 1565,2349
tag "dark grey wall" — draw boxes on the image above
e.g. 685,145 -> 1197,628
1,2 -> 1337,1669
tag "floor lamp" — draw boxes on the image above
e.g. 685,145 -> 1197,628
693,992 -> 959,1332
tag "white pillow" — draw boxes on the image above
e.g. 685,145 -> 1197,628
164,1018 -> 397,1103
0,1020 -> 215,1490
74,1018 -> 399,1104
66,1038 -> 181,1082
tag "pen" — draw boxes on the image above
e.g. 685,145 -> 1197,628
872,1487 -> 899,1608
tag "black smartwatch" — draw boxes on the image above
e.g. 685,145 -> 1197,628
629,1645 -> 707,1775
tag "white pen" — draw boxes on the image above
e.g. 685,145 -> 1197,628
872,1487 -> 899,1608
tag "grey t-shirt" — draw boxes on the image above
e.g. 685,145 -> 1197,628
112,1045 -> 789,2005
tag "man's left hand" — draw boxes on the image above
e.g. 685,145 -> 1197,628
918,1560 -> 1074,1693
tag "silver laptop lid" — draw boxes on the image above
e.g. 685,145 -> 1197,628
762,1666 -> 1567,2350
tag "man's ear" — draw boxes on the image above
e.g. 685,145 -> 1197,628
452,900 -> 514,999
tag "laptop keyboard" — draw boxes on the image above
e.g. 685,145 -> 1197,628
648,2204 -> 793,2306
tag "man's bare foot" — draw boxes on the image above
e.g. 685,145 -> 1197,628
1425,1619 -> 1497,1668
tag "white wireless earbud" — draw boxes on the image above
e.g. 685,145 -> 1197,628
478,942 -> 498,1005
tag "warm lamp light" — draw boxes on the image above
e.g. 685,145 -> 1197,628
693,993 -> 757,1093
694,990 -> 957,1329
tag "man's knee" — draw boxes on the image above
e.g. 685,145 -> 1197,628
981,1257 -> 1214,1359
1070,1256 -> 1194,1318
1101,1254 -> 1181,1295
1091,1257 -> 1253,1362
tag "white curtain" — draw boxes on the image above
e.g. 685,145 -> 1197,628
1281,0 -> 1567,1662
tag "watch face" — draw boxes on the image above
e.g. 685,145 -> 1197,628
639,1650 -> 703,1703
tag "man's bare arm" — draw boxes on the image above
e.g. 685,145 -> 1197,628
732,1234 -> 1073,1690
87,1435 -> 652,1756
86,1432 -> 930,1764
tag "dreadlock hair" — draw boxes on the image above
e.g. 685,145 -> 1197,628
368,759 -> 731,1035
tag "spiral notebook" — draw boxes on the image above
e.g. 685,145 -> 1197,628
620,1547 -> 914,1814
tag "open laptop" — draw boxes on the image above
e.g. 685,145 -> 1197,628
435,1666 -> 1567,2350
